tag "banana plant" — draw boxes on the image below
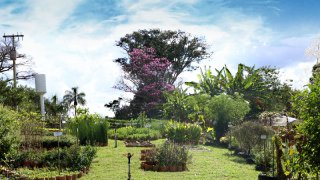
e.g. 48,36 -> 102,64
185,67 -> 223,96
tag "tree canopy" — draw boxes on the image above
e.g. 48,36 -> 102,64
114,29 -> 210,118
186,64 -> 294,118
63,87 -> 86,117
115,29 -> 211,84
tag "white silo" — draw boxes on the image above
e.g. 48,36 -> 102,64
35,74 -> 46,117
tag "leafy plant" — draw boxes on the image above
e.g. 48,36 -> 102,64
206,94 -> 250,141
67,110 -> 109,145
108,126 -> 161,141
292,75 -> 320,174
0,105 -> 20,162
163,121 -> 202,144
230,121 -> 273,155
41,135 -> 77,149
156,141 -> 191,166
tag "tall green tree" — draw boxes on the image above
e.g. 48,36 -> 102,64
63,87 -> 86,117
45,95 -> 66,127
0,79 -> 39,111
45,95 -> 65,117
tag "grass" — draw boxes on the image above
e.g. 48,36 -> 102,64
83,139 -> 260,180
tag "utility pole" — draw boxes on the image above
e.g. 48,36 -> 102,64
3,33 -> 24,88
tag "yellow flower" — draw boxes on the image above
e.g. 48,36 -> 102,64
289,149 -> 295,155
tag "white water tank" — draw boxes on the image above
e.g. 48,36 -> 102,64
35,74 -> 46,94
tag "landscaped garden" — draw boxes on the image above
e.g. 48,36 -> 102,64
1,28 -> 320,180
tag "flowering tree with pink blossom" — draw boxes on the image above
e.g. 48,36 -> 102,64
114,48 -> 175,117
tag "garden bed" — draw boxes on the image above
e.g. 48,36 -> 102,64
0,166 -> 90,180
140,161 -> 186,172
124,140 -> 155,147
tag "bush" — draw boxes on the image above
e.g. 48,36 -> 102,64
67,112 -> 109,145
0,105 -> 20,162
206,94 -> 250,141
5,145 -> 96,171
156,141 -> 191,166
230,121 -> 273,155
163,121 -> 202,144
108,126 -> 161,141
41,135 -> 77,149
19,111 -> 45,149
252,145 -> 273,171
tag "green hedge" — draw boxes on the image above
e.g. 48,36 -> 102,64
41,135 -> 77,149
108,126 -> 161,141
163,121 -> 202,144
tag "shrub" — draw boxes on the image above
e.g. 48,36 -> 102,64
252,145 -> 273,171
0,105 -> 20,162
156,141 -> 191,166
41,135 -> 77,149
230,121 -> 273,155
67,112 -> 109,145
5,145 -> 96,171
19,111 -> 45,149
108,126 -> 161,141
163,121 -> 202,144
206,94 -> 250,141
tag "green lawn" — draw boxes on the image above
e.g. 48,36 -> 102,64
82,139 -> 260,180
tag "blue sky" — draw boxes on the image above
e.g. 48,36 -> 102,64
0,0 -> 319,116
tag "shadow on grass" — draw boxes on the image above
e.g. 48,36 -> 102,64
204,141 -> 229,150
222,153 -> 250,165
204,142 -> 256,166
221,150 -> 256,166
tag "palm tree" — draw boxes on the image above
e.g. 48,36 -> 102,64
63,87 -> 86,117
45,94 -> 65,117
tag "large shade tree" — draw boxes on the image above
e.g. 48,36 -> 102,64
63,87 -> 86,117
114,29 -> 210,118
116,29 -> 210,84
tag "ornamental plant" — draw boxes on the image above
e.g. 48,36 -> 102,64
67,109 -> 109,145
230,121 -> 273,155
156,141 -> 191,167
163,121 -> 202,144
